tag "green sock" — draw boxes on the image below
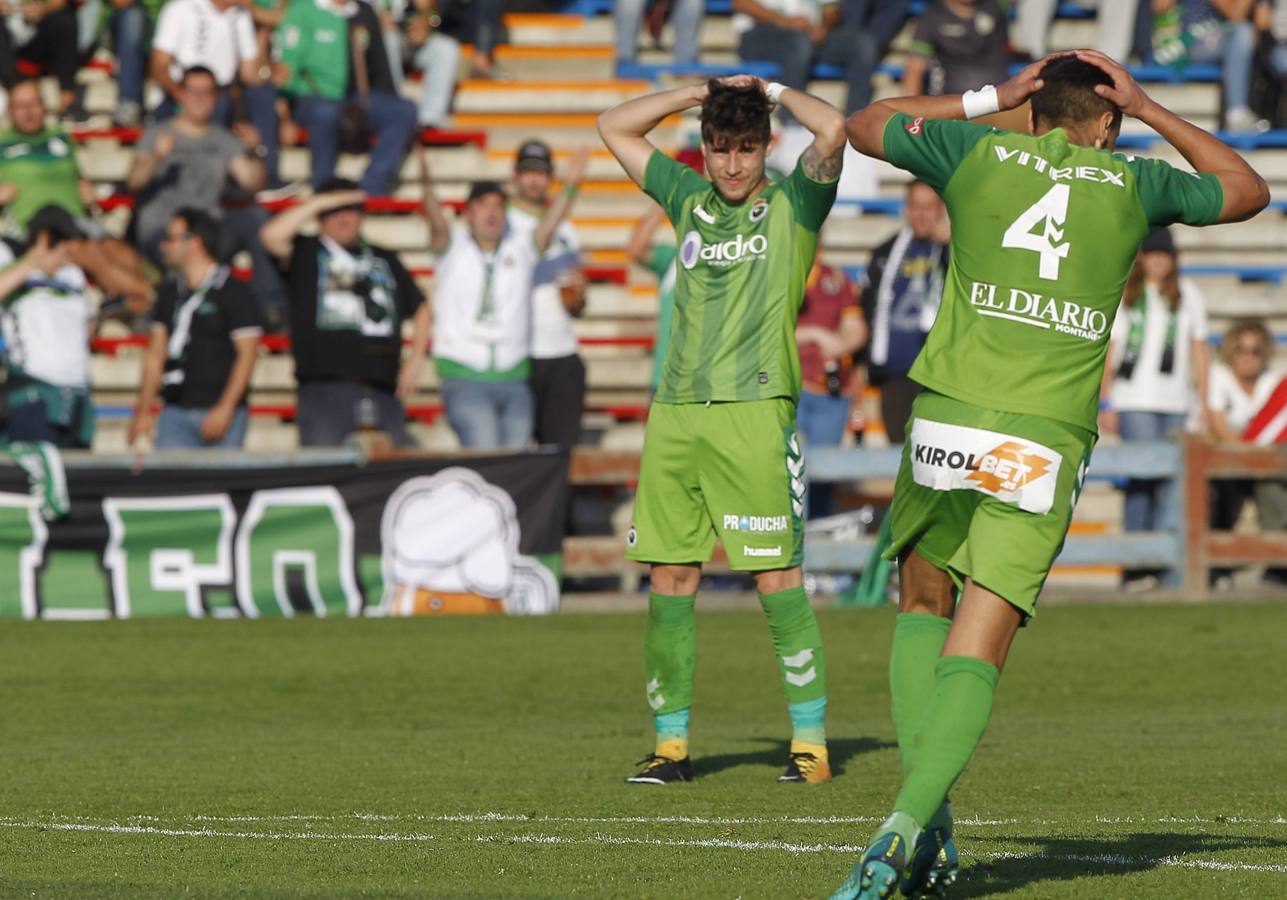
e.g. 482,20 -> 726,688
890,613 -> 952,777
760,587 -> 827,744
894,655 -> 999,828
644,593 -> 696,722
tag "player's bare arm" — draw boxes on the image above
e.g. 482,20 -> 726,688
845,54 -> 1063,160
1075,49 -> 1270,224
777,85 -> 846,183
597,84 -> 708,187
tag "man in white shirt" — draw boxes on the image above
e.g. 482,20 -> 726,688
149,0 -> 281,186
419,151 -> 587,449
0,207 -> 99,448
507,140 -> 588,449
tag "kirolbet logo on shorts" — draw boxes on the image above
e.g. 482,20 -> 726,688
723,514 -> 788,533
910,419 -> 1062,514
679,230 -> 769,270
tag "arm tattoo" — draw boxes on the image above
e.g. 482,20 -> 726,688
801,142 -> 844,182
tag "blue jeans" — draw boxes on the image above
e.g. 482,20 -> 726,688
1188,19 -> 1254,114
294,91 -> 418,194
156,405 -> 249,449
738,23 -> 876,117
441,378 -> 533,450
1118,410 -> 1187,533
413,33 -> 461,126
111,2 -> 146,108
797,388 -> 851,519
613,0 -> 701,64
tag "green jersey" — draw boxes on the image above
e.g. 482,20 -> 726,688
882,112 -> 1225,432
0,128 -> 85,234
276,0 -> 349,101
643,150 -> 837,404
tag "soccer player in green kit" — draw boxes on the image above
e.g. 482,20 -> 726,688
828,51 -> 1269,899
597,78 -> 846,785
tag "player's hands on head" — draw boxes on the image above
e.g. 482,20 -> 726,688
1075,49 -> 1149,117
718,74 -> 767,94
996,51 -> 1069,112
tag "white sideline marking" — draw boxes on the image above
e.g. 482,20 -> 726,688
4,817 -> 1285,874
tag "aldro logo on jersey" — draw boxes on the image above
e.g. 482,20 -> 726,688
679,229 -> 769,270
910,419 -> 1062,514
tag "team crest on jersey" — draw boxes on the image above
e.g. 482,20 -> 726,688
748,198 -> 768,224
905,116 -> 925,136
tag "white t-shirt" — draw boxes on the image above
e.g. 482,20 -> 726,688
1108,278 -> 1208,415
507,206 -> 581,360
432,226 -> 539,375
0,242 -> 92,388
152,0 -> 259,86
1208,363 -> 1280,435
732,0 -> 836,32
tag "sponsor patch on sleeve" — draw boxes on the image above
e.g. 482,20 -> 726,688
905,116 -> 925,136
909,418 -> 1062,514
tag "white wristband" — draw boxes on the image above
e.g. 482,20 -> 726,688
961,85 -> 1000,120
765,81 -> 787,105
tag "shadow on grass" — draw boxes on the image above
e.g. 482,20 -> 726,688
696,736 -> 894,778
954,831 -> 1287,897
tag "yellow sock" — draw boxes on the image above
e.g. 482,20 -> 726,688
656,737 -> 689,760
790,739 -> 828,761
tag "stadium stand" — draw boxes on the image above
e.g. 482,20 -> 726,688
4,1 -> 1284,482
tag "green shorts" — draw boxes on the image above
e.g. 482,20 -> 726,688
627,398 -> 805,572
885,390 -> 1096,618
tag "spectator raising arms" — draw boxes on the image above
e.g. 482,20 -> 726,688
126,66 -> 286,324
128,209 -> 263,451
260,180 -> 430,448
275,0 -> 418,194
422,149 -> 587,450
1101,227 -> 1210,587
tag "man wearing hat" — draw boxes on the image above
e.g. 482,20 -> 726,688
260,179 -> 431,446
419,148 -> 588,449
508,139 -> 589,449
0,206 -> 106,448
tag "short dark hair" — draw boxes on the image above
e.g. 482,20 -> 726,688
700,79 -> 771,149
173,207 -> 222,259
1030,57 -> 1123,133
181,65 -> 218,86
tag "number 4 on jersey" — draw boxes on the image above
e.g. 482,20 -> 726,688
1002,184 -> 1071,280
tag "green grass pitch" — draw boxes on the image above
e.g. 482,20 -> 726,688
1,602 -> 1286,898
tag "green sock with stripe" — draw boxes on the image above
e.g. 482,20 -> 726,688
644,592 -> 696,758
760,587 -> 827,752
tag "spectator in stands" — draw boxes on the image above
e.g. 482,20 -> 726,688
1207,318 -> 1287,586
1101,228 -> 1210,588
509,140 -> 588,449
406,0 -> 466,127
615,0 -> 702,69
260,179 -> 430,447
0,207 -> 102,448
796,245 -> 865,518
150,0 -> 281,183
628,204 -> 676,397
0,0 -> 81,119
860,180 -> 948,444
420,152 -> 586,450
126,66 -> 286,325
1153,0 -> 1261,131
1016,0 -> 1143,65
903,0 -> 1011,99
0,80 -> 153,314
275,0 -> 419,195
128,208 -> 262,450
733,0 -> 877,119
